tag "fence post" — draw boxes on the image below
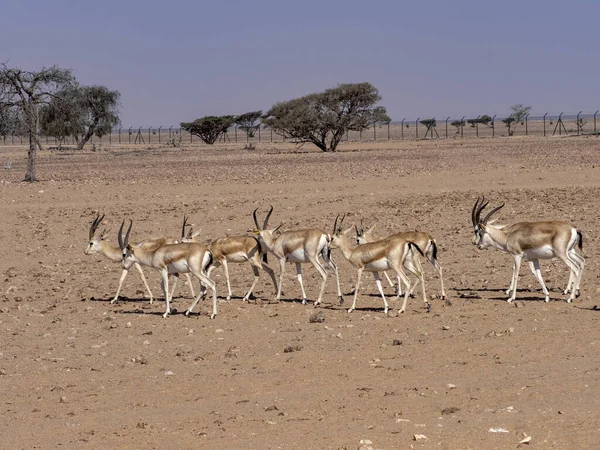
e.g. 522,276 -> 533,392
158,126 -> 162,144
148,126 -> 151,144
258,126 -> 261,143
373,121 -> 376,141
525,114 -> 529,136
543,113 -> 547,137
270,128 -> 273,142
577,111 -> 582,135
491,114 -> 496,138
169,126 -> 173,138
234,125 -> 238,143
128,127 -> 132,144
559,112 -> 563,135
475,115 -> 480,138
594,111 -> 598,134
190,127 -> 193,143
387,121 -> 390,140
415,118 -> 419,139
460,116 -> 465,138
445,117 -> 449,138
401,118 -> 405,139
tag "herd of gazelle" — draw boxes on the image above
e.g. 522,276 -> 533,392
84,197 -> 585,318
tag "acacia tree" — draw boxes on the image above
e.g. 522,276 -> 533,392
40,85 -> 121,149
181,115 -> 235,144
0,63 -> 75,181
235,110 -> 262,138
263,82 -> 388,152
503,104 -> 532,136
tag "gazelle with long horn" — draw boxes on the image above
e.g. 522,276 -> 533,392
85,213 -> 156,304
355,222 -> 446,300
252,206 -> 342,306
330,214 -> 428,314
118,221 -> 218,318
181,217 -> 278,301
471,196 -> 584,303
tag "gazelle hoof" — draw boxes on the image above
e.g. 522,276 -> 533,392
544,297 -> 550,303
347,308 -> 354,313
384,309 -> 389,315
575,290 -> 581,298
162,311 -> 170,318
426,303 -> 431,313
338,296 -> 344,305
110,299 -> 117,305
398,309 -> 406,314
210,313 -> 216,319
440,295 -> 446,300
302,300 -> 307,305
184,310 -> 192,316
507,298 -> 514,303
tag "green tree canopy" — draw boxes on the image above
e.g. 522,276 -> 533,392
235,110 -> 262,138
263,82 -> 387,152
40,85 -> 121,149
181,115 -> 235,145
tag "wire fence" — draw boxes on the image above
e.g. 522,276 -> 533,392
1,112 -> 599,147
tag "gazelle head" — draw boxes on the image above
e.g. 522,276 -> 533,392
252,206 -> 283,241
117,220 -> 135,269
329,214 -> 351,249
85,213 -> 109,255
471,196 -> 504,249
354,220 -> 376,245
180,216 -> 202,243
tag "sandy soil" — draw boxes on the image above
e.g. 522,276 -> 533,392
1,136 -> 599,449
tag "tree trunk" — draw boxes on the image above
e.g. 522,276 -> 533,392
24,129 -> 37,182
76,121 -> 99,150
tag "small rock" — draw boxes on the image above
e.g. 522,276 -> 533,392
59,396 -> 67,404
215,329 -> 225,333
283,344 -> 301,353
164,371 -> 174,376
143,340 -> 150,345
442,325 -> 450,331
308,311 -> 325,323
441,406 -> 460,415
519,436 -> 532,444
507,327 -> 515,334
446,383 -> 456,389
392,339 -> 402,346
488,427 -> 509,433
265,405 -> 278,412
413,434 -> 428,441
188,329 -> 194,335
126,322 -> 132,328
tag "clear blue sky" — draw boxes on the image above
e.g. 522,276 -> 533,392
3,0 -> 598,125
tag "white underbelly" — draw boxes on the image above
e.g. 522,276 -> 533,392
167,260 -> 190,274
364,259 -> 390,272
286,248 -> 307,263
524,245 -> 554,260
226,252 -> 248,263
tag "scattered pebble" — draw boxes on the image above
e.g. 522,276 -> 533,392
413,434 -> 428,441
489,427 -> 509,433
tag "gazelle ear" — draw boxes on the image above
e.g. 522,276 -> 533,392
366,225 -> 376,234
272,223 -> 284,233
343,225 -> 354,235
191,229 -> 202,239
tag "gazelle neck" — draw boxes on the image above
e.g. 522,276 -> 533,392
484,225 -> 509,252
336,234 -> 355,261
100,241 -> 123,262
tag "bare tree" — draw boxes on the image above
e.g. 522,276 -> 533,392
0,63 -> 74,181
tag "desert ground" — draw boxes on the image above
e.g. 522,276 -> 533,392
1,136 -> 599,449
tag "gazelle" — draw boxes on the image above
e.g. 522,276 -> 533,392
471,196 -> 584,303
119,221 -> 218,318
85,214 -> 196,304
85,213 -> 154,303
252,206 -> 342,306
181,217 -> 278,301
330,215 -> 428,314
356,223 -> 446,299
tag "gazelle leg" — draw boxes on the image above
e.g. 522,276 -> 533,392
243,262 -> 261,301
186,271 -> 218,318
310,257 -> 329,307
348,268 -> 364,313
260,260 -> 279,295
373,272 -> 389,314
569,250 -> 585,296
383,271 -> 395,288
161,270 -> 171,318
169,273 -> 179,300
531,259 -> 550,302
133,262 -> 154,304
405,253 -> 428,310
296,263 -> 308,304
429,257 -> 446,300
184,273 -> 195,298
558,251 -> 583,302
322,250 -> 343,303
391,266 -> 412,314
221,259 -> 233,301
276,259 -> 286,301
508,255 -> 523,302
111,268 -> 130,304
